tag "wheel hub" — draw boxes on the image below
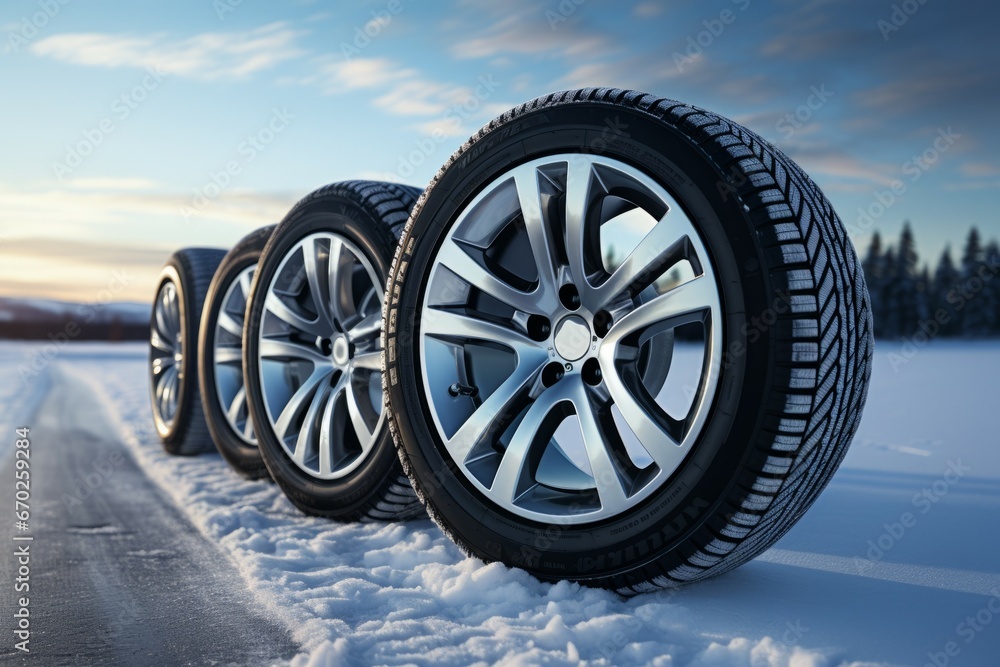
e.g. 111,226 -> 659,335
331,335 -> 350,366
553,315 -> 591,361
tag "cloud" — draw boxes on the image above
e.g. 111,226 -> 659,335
450,9 -> 610,60
781,149 -> 898,189
960,162 -> 1000,178
65,177 -> 160,191
632,3 -> 664,18
30,22 -> 305,80
308,57 -> 509,138
314,57 -> 415,92
0,182 -> 293,231
555,52 -> 696,91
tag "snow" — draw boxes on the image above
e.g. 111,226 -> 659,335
2,339 -> 999,666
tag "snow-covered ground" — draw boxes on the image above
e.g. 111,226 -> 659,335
3,339 -> 999,666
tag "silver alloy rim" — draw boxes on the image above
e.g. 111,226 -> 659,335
150,279 -> 183,433
213,265 -> 257,445
419,154 -> 723,524
257,232 -> 385,480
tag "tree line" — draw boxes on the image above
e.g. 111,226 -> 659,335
862,224 -> 1000,339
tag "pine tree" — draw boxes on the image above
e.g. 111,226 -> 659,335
983,240 -> 1000,334
862,233 -> 885,337
916,265 -> 931,324
932,246 -> 960,337
881,245 -> 900,339
960,227 -> 988,336
893,223 -> 920,335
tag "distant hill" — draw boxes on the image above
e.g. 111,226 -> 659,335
0,296 -> 150,341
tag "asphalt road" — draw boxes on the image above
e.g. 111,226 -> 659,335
0,369 -> 298,665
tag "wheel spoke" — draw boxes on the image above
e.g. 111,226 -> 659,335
265,292 -> 324,337
572,384 -> 629,513
603,275 -> 715,343
436,239 -> 540,312
347,313 -> 381,343
351,351 -> 381,371
292,384 -> 329,466
259,337 -> 329,366
239,268 -> 253,299
564,157 -> 598,289
346,381 -> 377,450
602,370 -> 684,471
444,356 -> 543,462
214,346 -> 242,365
150,326 -> 173,353
151,356 -> 173,377
226,386 -> 248,425
514,167 -> 560,304
155,295 -> 176,346
303,237 -> 335,332
423,307 -> 542,358
273,369 -> 331,442
590,215 -> 689,310
166,286 -> 181,336
490,383 -> 568,502
326,237 -> 348,323
317,388 -> 339,476
217,310 -> 243,338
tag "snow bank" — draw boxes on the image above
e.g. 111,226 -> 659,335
40,340 -> 1000,666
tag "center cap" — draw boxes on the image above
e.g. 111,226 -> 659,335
553,315 -> 591,361
331,335 -> 350,366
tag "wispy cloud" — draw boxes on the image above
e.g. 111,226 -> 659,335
449,5 -> 610,60
0,182 -> 293,231
961,162 -> 1000,178
306,56 -> 508,137
30,22 -> 306,79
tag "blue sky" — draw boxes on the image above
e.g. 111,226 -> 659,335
1,0 -> 996,301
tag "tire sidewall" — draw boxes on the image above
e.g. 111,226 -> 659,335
387,102 -> 777,582
245,197 -> 399,517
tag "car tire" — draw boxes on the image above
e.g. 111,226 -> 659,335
198,225 -> 276,478
149,247 -> 227,456
244,181 -> 425,520
383,88 -> 874,592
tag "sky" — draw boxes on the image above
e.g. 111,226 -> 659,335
1,0 -> 997,303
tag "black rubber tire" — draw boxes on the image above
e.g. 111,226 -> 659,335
245,181 -> 425,521
149,248 -> 227,456
198,225 -> 276,479
383,88 -> 874,592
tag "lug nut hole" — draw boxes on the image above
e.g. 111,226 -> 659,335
559,283 -> 581,310
542,362 -> 565,387
527,314 -> 551,341
593,311 -> 612,338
